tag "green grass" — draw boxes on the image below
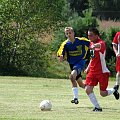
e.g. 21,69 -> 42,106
0,76 -> 120,120
47,57 -> 70,79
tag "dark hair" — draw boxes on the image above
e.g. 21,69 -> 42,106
88,27 -> 100,36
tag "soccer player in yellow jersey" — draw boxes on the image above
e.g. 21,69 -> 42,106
57,27 -> 90,104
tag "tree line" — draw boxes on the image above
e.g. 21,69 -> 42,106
68,0 -> 120,20
0,0 -> 120,77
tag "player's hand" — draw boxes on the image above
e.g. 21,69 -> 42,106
59,55 -> 64,62
91,44 -> 95,49
84,68 -> 89,74
116,52 -> 120,57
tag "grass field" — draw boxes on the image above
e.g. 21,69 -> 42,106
0,76 -> 120,120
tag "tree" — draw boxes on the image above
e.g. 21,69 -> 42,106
68,0 -> 89,16
88,0 -> 120,20
0,0 -> 66,76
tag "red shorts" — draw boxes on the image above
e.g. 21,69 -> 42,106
85,72 -> 109,91
116,57 -> 120,72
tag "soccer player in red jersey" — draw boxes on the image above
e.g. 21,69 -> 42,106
112,32 -> 120,90
84,28 -> 119,112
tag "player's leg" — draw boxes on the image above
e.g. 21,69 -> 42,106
114,72 -> 120,90
70,60 -> 86,104
114,57 -> 120,90
71,74 -> 85,104
85,74 -> 102,111
74,60 -> 86,89
76,73 -> 85,88
69,69 -> 79,104
114,34 -> 120,90
85,85 -> 102,112
99,73 -> 110,97
99,73 -> 119,100
76,77 -> 85,88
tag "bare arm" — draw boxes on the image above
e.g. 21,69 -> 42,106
113,34 -> 120,57
58,55 -> 64,62
84,60 -> 92,74
113,44 -> 118,55
92,43 -> 101,49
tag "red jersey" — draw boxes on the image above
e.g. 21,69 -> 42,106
112,32 -> 120,72
112,32 -> 120,45
89,39 -> 110,74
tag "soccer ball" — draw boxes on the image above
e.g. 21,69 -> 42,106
39,100 -> 52,111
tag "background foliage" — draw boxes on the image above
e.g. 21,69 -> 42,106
0,0 -> 120,77
88,0 -> 120,20
0,0 -> 67,76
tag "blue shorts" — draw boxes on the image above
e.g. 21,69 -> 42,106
69,60 -> 86,75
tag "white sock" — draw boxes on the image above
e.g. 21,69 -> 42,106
88,92 -> 100,108
107,88 -> 115,95
72,87 -> 78,99
116,73 -> 120,85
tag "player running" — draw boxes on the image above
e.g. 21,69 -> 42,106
112,32 -> 120,90
57,27 -> 90,104
84,27 -> 119,112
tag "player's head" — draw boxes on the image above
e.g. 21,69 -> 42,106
64,27 -> 75,40
88,27 -> 100,42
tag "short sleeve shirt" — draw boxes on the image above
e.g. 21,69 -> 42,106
89,39 -> 110,74
112,32 -> 120,45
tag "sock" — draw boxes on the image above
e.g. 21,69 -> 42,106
107,88 -> 115,95
88,92 -> 100,108
116,73 -> 120,85
72,87 -> 78,99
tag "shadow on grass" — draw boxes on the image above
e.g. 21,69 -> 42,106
65,106 -> 120,113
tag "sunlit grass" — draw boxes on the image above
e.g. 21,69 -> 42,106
0,76 -> 120,120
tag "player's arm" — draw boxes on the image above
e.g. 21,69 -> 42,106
113,44 -> 118,56
91,43 -> 101,49
58,55 -> 64,62
57,49 -> 65,62
113,35 -> 120,57
57,40 -> 67,62
84,60 -> 91,74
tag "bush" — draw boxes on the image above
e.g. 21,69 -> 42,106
51,9 -> 99,52
100,27 -> 120,76
0,0 -> 67,77
0,32 -> 50,76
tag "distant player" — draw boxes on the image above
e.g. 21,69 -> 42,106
57,27 -> 90,104
84,28 -> 119,112
112,32 -> 120,90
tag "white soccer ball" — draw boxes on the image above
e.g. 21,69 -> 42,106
39,100 -> 52,111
